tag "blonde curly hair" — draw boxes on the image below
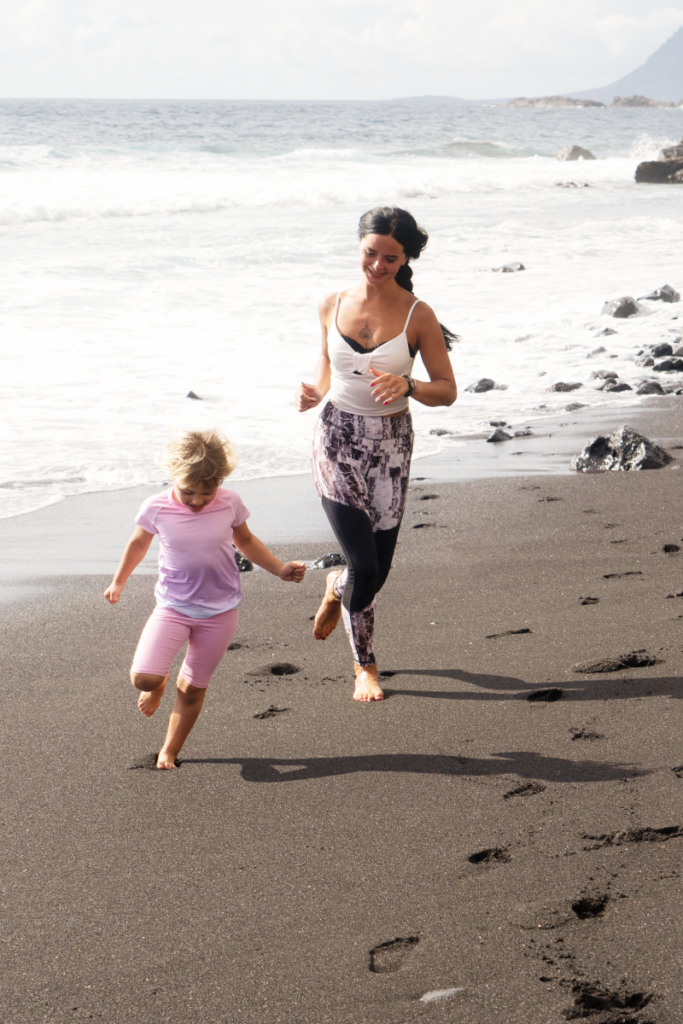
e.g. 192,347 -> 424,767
159,429 -> 238,487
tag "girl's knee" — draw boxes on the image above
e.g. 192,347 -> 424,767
131,671 -> 167,691
176,677 -> 207,703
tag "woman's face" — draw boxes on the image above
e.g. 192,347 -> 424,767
358,233 -> 407,286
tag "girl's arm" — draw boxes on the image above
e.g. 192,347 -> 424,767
104,526 -> 155,604
370,303 -> 457,409
295,293 -> 335,412
233,522 -> 306,582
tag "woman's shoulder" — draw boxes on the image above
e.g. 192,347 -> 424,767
319,290 -> 339,312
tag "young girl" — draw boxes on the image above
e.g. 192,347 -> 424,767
104,429 -> 305,769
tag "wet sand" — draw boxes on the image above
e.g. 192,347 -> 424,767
2,407 -> 683,1022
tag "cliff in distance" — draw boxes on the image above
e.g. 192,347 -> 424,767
570,26 -> 683,104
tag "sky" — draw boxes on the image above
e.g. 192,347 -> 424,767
1,0 -> 682,100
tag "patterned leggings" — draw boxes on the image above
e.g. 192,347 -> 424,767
312,402 -> 414,666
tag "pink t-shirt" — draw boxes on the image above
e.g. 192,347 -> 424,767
135,487 -> 250,617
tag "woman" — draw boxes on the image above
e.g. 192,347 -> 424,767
295,207 -> 457,702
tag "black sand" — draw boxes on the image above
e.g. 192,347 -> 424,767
3,461 -> 683,1023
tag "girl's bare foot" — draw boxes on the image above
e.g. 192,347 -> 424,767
137,676 -> 168,718
353,663 -> 384,702
313,569 -> 343,639
156,748 -> 178,770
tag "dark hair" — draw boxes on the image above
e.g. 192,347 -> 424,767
358,206 -> 458,350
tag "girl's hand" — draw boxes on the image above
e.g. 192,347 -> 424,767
295,382 -> 322,412
279,561 -> 306,583
369,368 -> 408,406
104,581 -> 125,604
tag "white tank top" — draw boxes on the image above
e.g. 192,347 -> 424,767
327,292 -> 420,417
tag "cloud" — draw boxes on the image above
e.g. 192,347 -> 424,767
0,0 -> 681,99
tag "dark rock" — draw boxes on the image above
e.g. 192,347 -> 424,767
654,357 -> 683,371
635,157 -> 683,183
650,341 -> 673,357
311,552 -> 346,569
565,402 -> 586,411
575,649 -> 663,673
587,346 -> 607,357
429,428 -> 452,436
641,283 -> 681,303
555,145 -> 596,161
601,296 -> 638,318
601,380 -> 632,392
492,262 -> 525,273
235,552 -> 253,572
547,382 -> 582,392
465,378 -> 495,393
487,428 -> 512,443
186,390 -> 203,400
514,429 -> 533,437
636,379 -> 666,395
636,356 -> 655,367
590,369 -> 618,380
489,420 -> 507,426
596,327 -> 617,336
571,424 -> 673,472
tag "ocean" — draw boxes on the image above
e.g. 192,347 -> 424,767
1,98 -> 682,519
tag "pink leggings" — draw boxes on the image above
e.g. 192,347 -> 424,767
131,606 -> 239,689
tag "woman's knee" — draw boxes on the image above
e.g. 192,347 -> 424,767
130,671 -> 167,691
349,564 -> 379,612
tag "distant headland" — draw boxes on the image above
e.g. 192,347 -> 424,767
396,25 -> 683,107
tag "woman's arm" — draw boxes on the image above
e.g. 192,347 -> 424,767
233,522 -> 306,582
104,526 -> 155,604
295,293 -> 335,412
370,303 -> 457,409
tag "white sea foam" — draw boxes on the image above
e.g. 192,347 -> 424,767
1,100 -> 682,519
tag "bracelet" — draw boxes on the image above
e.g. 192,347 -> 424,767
402,374 -> 416,397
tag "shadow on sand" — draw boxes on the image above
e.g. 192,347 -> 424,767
382,667 -> 683,703
183,751 -> 649,784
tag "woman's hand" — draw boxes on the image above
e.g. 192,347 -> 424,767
369,368 -> 409,406
104,580 -> 125,604
279,561 -> 306,583
296,382 -> 323,412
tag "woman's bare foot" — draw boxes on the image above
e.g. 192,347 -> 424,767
156,748 -> 178,770
353,663 -> 384,702
137,676 -> 168,718
313,570 -> 343,639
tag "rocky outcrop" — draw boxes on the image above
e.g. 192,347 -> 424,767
548,382 -> 582,392
492,262 -> 525,273
601,381 -> 632,392
660,140 -> 683,160
571,425 -> 673,472
649,342 -> 674,357
556,145 -> 597,161
636,380 -> 666,395
487,428 -> 512,443
640,284 -> 680,302
508,97 -> 604,109
601,296 -> 639,318
613,95 -> 676,107
636,157 -> 683,183
653,357 -> 683,372
465,378 -> 496,393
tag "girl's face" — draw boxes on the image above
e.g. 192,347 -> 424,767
172,479 -> 219,512
358,233 -> 407,286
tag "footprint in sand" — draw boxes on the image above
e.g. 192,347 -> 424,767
580,597 -> 599,605
369,936 -> 419,973
503,781 -> 545,799
527,688 -> 563,702
570,727 -> 605,741
253,705 -> 288,720
571,894 -> 609,919
468,847 -> 511,865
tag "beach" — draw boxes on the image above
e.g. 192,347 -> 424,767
3,95 -> 683,1023
3,405 -> 683,1022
